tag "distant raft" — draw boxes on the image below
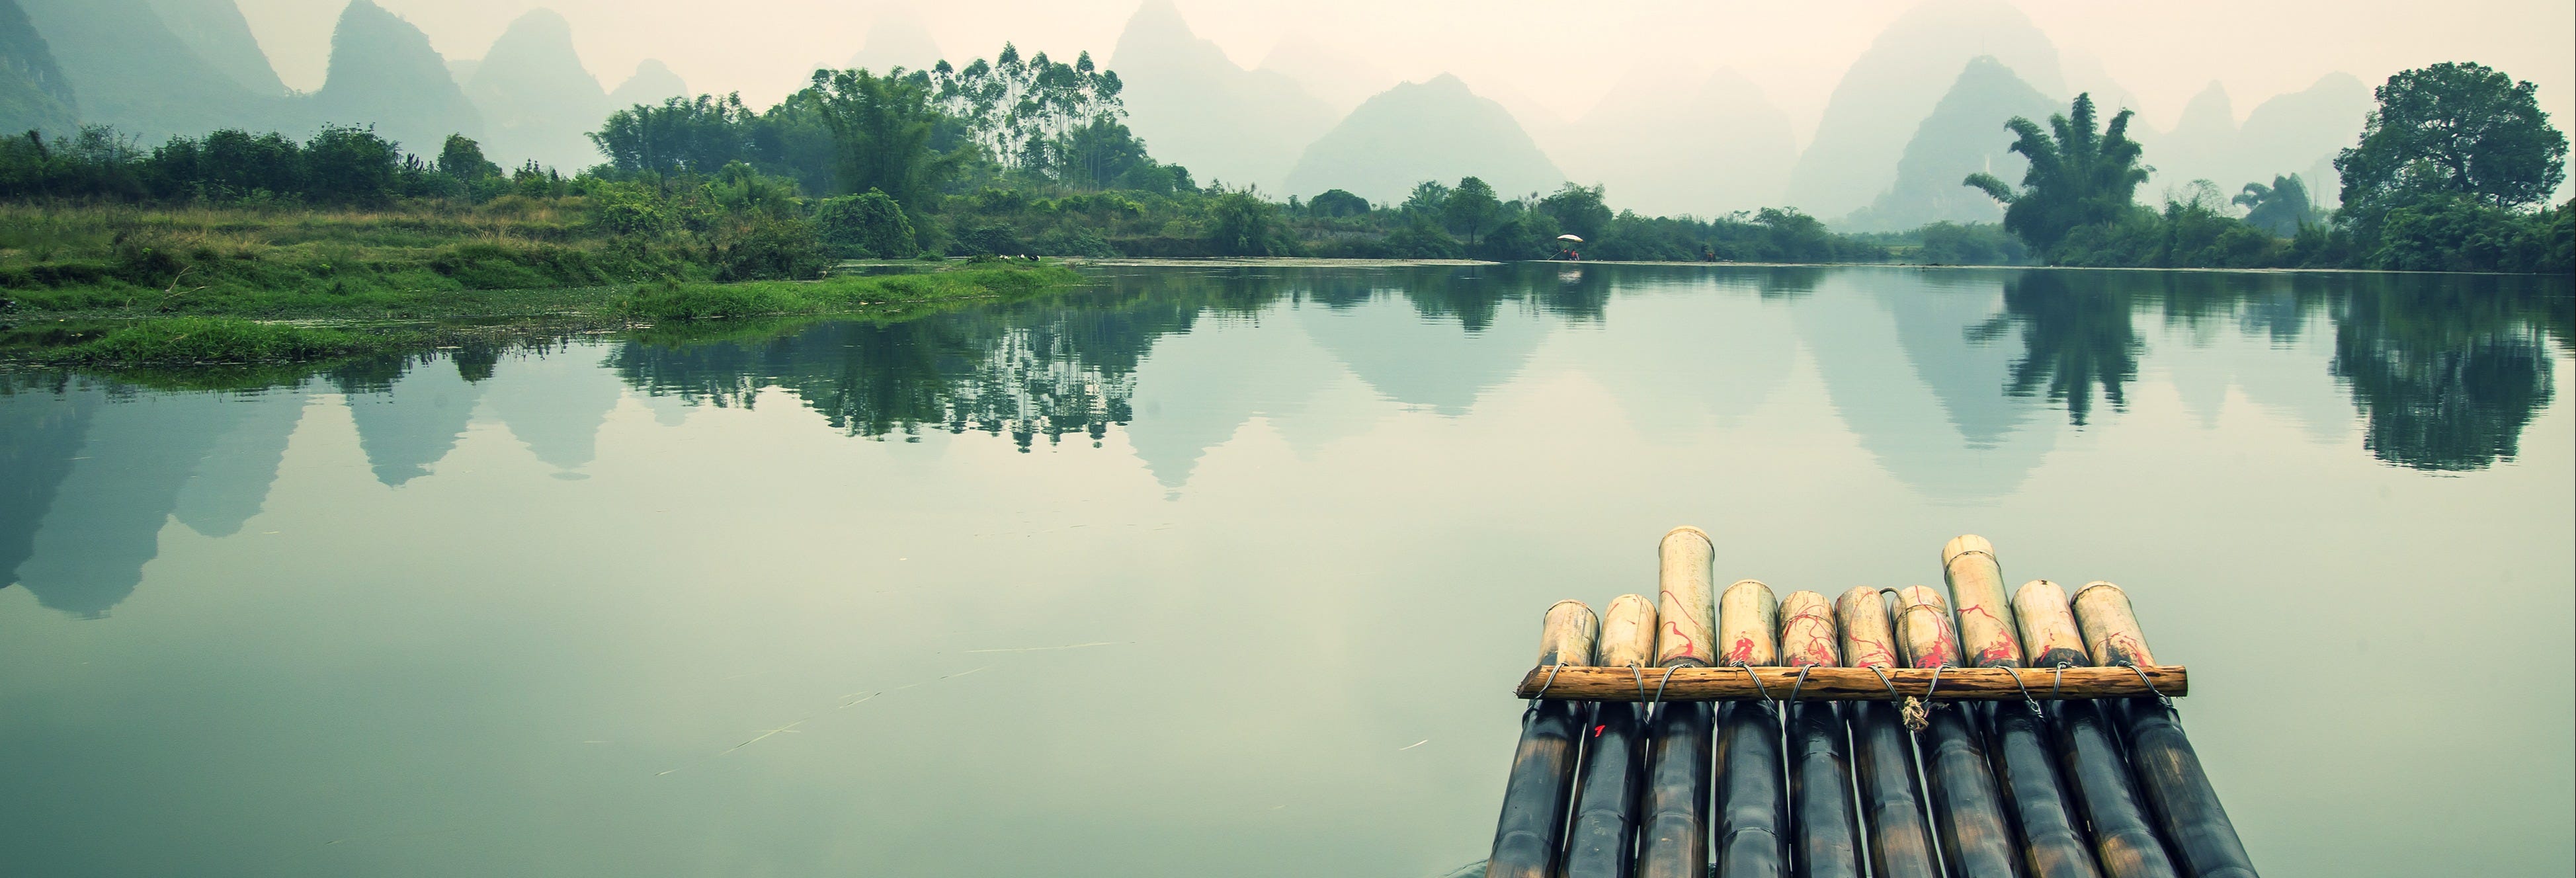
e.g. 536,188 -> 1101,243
1482,531 -> 2257,878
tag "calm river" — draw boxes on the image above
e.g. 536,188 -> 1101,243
3,264 -> 2569,876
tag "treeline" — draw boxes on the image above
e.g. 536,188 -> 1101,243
1966,62 -> 2573,274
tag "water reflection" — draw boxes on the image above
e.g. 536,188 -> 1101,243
1,265 -> 2565,619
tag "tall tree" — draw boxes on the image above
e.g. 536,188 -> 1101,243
2231,173 -> 2321,236
808,67 -> 960,210
2334,62 -> 2569,232
1964,93 -> 2149,254
1443,176 -> 1503,246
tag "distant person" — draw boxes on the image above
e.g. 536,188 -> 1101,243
1701,247 -> 1716,262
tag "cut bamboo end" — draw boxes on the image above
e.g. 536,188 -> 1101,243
1599,594 -> 1659,668
1655,527 -> 1717,667
1538,600 -> 1602,667
1834,586 -> 1899,669
2011,579 -> 2089,668
1892,585 -> 1962,669
1717,579 -> 1780,667
2071,580 -> 2156,668
1940,534 -> 2023,668
1777,590 -> 1841,668
1513,664 -> 2187,701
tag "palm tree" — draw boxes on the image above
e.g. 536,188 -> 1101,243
1964,93 -> 2149,254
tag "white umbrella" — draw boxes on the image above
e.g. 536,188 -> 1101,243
1556,234 -> 1583,243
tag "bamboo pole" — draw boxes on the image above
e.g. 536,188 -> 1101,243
1713,580 -> 1787,878
1943,536 -> 2026,668
1487,600 -> 1600,878
1991,580 -> 2103,878
1562,594 -> 1659,878
1780,590 -> 1862,878
2071,582 -> 2257,878
1508,666 -> 2184,701
2014,580 -> 2090,670
1837,586 -> 1939,878
2023,585 -> 2179,878
1895,586 -> 2021,878
1637,528 -> 1717,878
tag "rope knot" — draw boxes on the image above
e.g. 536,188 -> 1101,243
1899,696 -> 1931,732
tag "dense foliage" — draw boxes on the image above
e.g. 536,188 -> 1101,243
1967,65 -> 2571,274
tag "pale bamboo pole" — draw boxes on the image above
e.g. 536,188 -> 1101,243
1563,594 -> 1660,878
1991,580 -> 2104,878
1714,579 -> 1787,878
1486,600 -> 1599,878
1894,585 -> 2020,878
1836,586 -> 1938,878
1637,527 -> 1718,878
1944,536 -> 2026,668
2071,582 -> 2257,878
1780,590 -> 1862,878
2022,584 -> 2178,878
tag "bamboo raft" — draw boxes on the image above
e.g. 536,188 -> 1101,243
1484,530 -> 2256,878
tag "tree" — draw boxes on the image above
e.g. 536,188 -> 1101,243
302,125 -> 402,204
2232,173 -> 2321,236
1964,93 -> 2150,255
808,67 -> 963,211
590,94 -> 757,177
1308,188 -> 1368,218
814,188 -> 921,259
2336,62 -> 2569,227
1442,176 -> 1504,246
438,134 -> 501,180
1207,189 -> 1286,256
1537,183 -> 1611,243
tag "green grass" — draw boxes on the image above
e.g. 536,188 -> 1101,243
34,317 -> 385,366
616,266 -> 1079,322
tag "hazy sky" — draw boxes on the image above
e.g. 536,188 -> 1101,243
234,0 -> 2574,147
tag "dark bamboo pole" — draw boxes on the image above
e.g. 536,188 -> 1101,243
1895,584 -> 2022,878
1563,593 -> 1659,878
1835,586 -> 1938,878
1486,600 -> 1600,878
1636,527 -> 1717,878
1714,579 -> 1788,878
2071,582 -> 2257,878
2021,583 -> 2178,878
1992,580 -> 2104,878
1780,590 -> 1862,878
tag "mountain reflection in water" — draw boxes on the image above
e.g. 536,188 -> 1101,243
0,264 -> 2564,621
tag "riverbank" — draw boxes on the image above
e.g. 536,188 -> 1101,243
3,265 -> 1081,369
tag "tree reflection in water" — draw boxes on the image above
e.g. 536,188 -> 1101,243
1972,272 -> 2142,426
2333,276 -> 2559,471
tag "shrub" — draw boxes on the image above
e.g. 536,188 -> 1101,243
710,216 -> 827,282
813,189 -> 919,259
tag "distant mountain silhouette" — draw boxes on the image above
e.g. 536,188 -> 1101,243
19,0 -> 296,140
0,0 -> 75,134
1558,65 -> 1797,218
1283,75 -> 1565,204
607,59 -> 687,110
1786,0 -> 2064,220
144,0 -> 286,96
1253,34 -> 1392,115
1109,0 -> 1335,192
2143,74 -> 2366,204
1843,57 -> 2057,231
847,9 -> 942,73
170,390 -> 305,539
312,0 -> 481,152
464,9 -> 608,170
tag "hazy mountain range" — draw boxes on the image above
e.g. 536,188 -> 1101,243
5,0 -> 2384,225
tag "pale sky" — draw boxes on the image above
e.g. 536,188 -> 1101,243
233,0 -> 2575,147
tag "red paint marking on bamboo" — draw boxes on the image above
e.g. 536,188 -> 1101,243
1848,633 -> 1897,668
1725,636 -> 1757,664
